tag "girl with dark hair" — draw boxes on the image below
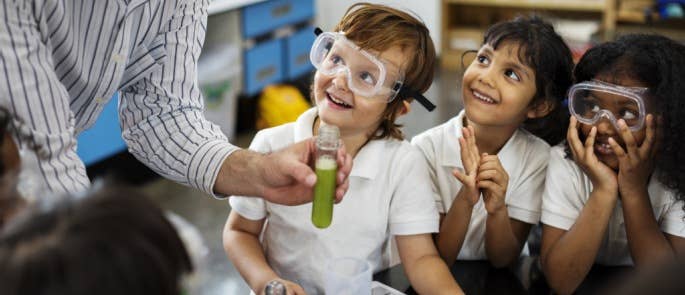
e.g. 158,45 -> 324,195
412,16 -> 574,267
540,34 -> 685,294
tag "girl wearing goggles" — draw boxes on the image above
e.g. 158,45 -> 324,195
224,3 -> 463,294
413,16 -> 574,273
541,34 -> 685,295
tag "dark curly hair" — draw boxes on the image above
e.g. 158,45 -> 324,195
481,15 -> 574,145
572,34 -> 685,206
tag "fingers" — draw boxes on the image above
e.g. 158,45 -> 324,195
467,126 -> 480,163
567,116 -> 584,160
616,119 -> 639,160
459,135 -> 476,174
608,137 -> 627,163
334,178 -> 348,204
289,283 -> 307,295
478,180 -> 505,197
288,158 -> 317,188
639,114 -> 657,158
452,168 -> 471,186
584,126 -> 597,156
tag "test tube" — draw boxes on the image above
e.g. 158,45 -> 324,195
311,124 -> 340,228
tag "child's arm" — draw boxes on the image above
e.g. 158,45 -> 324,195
541,118 -> 619,295
609,116 -> 681,264
435,126 -> 480,263
477,153 -> 531,267
396,234 -> 464,295
540,189 -> 617,295
222,212 -> 306,294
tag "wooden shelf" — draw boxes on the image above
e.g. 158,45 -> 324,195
441,0 -> 617,70
443,0 -> 608,12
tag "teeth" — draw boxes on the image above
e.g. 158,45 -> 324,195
328,94 -> 352,107
473,91 -> 495,104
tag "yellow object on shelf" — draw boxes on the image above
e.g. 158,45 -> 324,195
257,84 -> 311,129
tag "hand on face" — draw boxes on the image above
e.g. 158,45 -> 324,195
260,138 -> 353,206
452,126 -> 481,207
477,153 -> 509,215
568,116 -> 618,195
607,114 -> 659,198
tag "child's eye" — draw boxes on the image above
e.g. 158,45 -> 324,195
476,55 -> 490,65
505,69 -> 520,81
329,54 -> 343,65
619,109 -> 638,120
359,71 -> 376,85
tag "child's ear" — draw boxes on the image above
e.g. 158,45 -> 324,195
397,100 -> 411,117
527,100 -> 554,119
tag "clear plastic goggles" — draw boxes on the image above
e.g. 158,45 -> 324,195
310,31 -> 404,101
568,80 -> 649,132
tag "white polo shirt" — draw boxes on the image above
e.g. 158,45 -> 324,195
542,145 -> 685,266
411,110 -> 550,260
229,108 -> 440,294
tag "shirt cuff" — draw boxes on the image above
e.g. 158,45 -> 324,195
508,206 -> 541,224
187,139 -> 240,198
229,196 -> 267,220
541,209 -> 576,230
661,218 -> 685,238
389,218 -> 440,236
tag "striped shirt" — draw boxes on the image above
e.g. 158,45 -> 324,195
0,0 -> 239,196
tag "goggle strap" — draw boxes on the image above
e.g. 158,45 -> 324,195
314,27 -> 323,36
399,86 -> 436,112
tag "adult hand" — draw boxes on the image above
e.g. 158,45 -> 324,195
567,117 -> 617,196
258,138 -> 352,206
477,153 -> 508,215
608,115 -> 658,199
452,126 -> 481,207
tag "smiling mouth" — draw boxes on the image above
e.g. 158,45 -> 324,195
472,90 -> 496,104
327,92 -> 353,109
594,141 -> 614,155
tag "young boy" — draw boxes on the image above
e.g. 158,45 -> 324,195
223,3 -> 463,295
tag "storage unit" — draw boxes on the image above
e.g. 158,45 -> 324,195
441,0 -> 618,70
241,0 -> 315,39
285,26 -> 316,80
244,38 -> 285,96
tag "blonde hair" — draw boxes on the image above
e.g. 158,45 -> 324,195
334,3 -> 436,140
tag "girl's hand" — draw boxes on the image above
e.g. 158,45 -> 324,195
567,117 -> 618,195
453,126 -> 481,207
477,153 -> 509,215
608,115 -> 658,199
262,278 -> 307,295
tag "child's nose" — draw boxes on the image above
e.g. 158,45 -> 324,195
332,72 -> 350,92
595,116 -> 617,135
478,69 -> 496,88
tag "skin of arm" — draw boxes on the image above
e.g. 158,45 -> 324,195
435,126 -> 480,264
222,212 -> 306,294
396,234 -> 464,295
608,117 -> 682,265
484,212 -> 531,268
541,118 -> 620,295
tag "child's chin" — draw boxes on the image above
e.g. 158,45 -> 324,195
598,154 -> 619,171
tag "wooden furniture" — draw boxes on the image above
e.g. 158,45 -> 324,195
440,0 -> 617,70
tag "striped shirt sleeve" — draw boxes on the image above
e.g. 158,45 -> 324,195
118,0 -> 239,197
0,0 -> 90,194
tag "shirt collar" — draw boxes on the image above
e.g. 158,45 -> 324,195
438,110 -> 519,173
294,108 -> 380,180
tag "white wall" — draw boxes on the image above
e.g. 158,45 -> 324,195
315,0 -> 441,54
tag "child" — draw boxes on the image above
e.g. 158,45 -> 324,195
411,16 -> 574,267
540,34 -> 685,294
0,185 -> 193,295
223,3 -> 463,294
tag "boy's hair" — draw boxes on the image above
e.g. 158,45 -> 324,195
334,2 -> 436,140
573,33 -> 685,205
0,186 -> 193,295
482,16 -> 574,145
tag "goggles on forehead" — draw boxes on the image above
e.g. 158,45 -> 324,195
568,80 -> 650,132
310,28 -> 435,111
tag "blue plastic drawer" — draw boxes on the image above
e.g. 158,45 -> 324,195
77,93 -> 127,165
244,38 -> 284,96
242,0 -> 314,39
285,26 -> 315,80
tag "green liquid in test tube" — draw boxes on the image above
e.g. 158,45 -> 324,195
312,124 -> 340,229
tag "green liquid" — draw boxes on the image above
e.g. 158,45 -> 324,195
312,158 -> 337,228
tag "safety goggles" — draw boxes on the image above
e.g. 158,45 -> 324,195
310,28 -> 435,111
568,80 -> 650,132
